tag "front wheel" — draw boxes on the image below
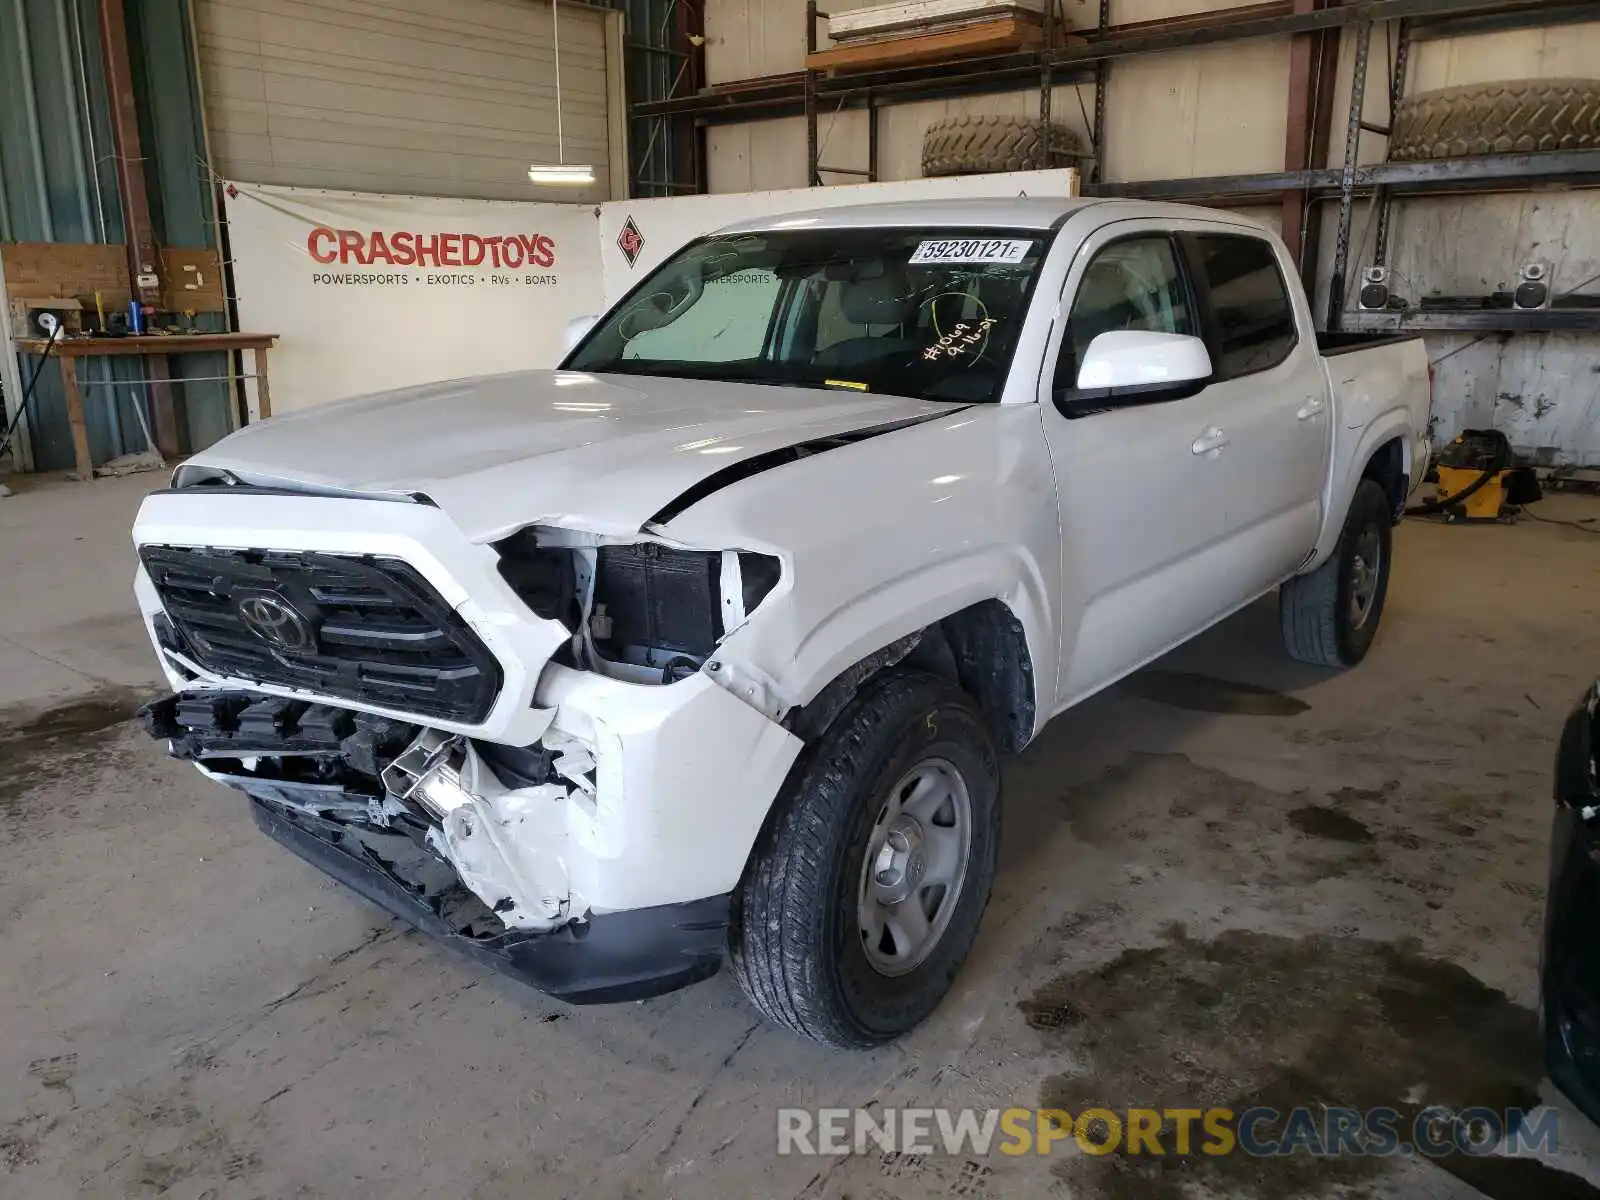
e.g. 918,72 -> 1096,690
729,672 -> 1001,1047
1280,478 -> 1394,668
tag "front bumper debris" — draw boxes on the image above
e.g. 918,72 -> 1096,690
140,679 -> 798,1003
250,796 -> 728,1003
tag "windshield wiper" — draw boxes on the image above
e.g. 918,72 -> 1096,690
756,379 -> 871,393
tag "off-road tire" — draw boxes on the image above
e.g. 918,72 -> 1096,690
1388,79 -> 1600,161
729,671 -> 1001,1047
1280,479 -> 1393,668
921,115 -> 1081,177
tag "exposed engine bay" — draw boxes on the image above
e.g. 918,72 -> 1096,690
492,526 -> 781,685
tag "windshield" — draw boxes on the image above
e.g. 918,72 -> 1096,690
565,227 -> 1051,403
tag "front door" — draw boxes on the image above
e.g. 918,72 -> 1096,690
1039,223 -> 1252,705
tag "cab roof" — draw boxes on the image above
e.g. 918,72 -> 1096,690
712,195 -> 1266,236
713,196 -> 1102,234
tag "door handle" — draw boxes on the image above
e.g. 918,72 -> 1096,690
1192,427 -> 1229,456
1296,396 -> 1327,420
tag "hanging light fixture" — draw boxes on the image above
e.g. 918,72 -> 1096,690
528,0 -> 595,186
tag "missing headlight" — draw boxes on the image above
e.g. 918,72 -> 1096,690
495,529 -> 579,629
497,528 -> 782,684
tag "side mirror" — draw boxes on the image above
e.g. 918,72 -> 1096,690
563,314 -> 599,353
1057,331 -> 1213,417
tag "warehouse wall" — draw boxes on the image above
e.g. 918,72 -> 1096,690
700,0 -> 1600,463
1,0 -> 230,473
702,0 -> 1295,189
707,84 -> 1096,191
193,0 -> 620,204
1319,20 -> 1600,463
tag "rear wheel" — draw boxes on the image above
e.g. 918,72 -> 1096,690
1280,479 -> 1393,668
729,672 -> 1000,1047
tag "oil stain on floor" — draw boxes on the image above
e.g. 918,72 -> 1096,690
1022,926 -> 1599,1200
1287,804 -> 1377,844
0,686 -> 147,818
1119,671 -> 1311,717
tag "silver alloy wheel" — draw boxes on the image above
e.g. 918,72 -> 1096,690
857,757 -> 973,977
1349,523 -> 1383,630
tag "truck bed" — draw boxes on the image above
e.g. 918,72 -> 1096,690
1317,331 -> 1425,358
1320,330 -> 1433,516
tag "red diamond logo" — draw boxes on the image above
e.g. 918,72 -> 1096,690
617,217 -> 645,267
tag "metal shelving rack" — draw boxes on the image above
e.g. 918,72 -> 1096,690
634,0 -> 1600,331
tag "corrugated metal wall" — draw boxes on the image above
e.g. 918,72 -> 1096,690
1,0 -> 136,473
192,0 -> 615,204
1,0 -> 232,473
129,0 -> 236,457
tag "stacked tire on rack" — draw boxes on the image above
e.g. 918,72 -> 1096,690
1387,79 -> 1600,161
921,115 -> 1082,176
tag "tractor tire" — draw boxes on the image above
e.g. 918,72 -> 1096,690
921,115 -> 1081,177
1388,79 -> 1600,162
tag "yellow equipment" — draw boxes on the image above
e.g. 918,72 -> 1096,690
1434,462 -> 1513,521
1426,429 -> 1540,523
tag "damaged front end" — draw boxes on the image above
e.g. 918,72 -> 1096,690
493,523 -> 784,703
379,726 -> 594,928
132,484 -> 806,1003
142,691 -> 731,1002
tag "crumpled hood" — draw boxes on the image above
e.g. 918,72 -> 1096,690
188,370 -> 952,541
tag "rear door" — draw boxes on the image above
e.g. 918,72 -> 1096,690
1178,230 -> 1330,590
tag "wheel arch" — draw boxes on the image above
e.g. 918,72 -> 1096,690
1362,435 -> 1408,521
1306,414 -> 1415,573
783,596 -> 1040,754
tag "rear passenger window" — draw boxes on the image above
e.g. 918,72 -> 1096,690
1192,235 -> 1297,378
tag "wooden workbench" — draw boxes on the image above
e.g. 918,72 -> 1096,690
14,332 -> 278,480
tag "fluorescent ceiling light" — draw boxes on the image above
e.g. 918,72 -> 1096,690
529,163 -> 594,186
530,0 -> 593,188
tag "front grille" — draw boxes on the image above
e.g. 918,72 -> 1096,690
141,546 -> 503,723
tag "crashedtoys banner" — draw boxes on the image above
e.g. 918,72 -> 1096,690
224,183 -> 602,415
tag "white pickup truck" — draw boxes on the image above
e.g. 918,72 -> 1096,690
134,197 -> 1431,1047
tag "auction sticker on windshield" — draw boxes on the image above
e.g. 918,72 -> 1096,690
909,239 -> 1032,265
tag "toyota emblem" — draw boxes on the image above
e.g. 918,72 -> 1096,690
236,594 -> 315,652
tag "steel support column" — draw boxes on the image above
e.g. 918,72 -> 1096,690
1327,16 -> 1373,331
97,0 -> 180,460
1090,0 -> 1109,184
1281,0 -> 1337,278
672,0 -> 707,193
1372,18 -> 1412,266
805,0 -> 821,185
1037,0 -> 1054,169
867,93 -> 879,181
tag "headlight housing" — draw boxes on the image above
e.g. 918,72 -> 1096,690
494,528 -> 781,681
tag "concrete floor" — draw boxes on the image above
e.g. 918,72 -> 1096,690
3,471 -> 1600,1200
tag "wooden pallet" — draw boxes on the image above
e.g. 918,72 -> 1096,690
806,17 -> 1075,73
